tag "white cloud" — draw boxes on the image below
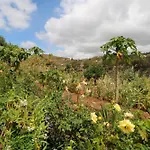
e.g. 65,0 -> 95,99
0,0 -> 37,30
36,0 -> 150,59
20,41 -> 37,49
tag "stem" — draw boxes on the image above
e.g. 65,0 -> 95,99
77,93 -> 79,105
115,58 -> 119,102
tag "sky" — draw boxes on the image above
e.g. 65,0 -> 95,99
0,0 -> 150,59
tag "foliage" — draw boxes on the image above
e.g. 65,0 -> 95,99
0,44 -> 30,70
28,46 -> 44,56
84,65 -> 105,84
0,36 -> 150,149
0,36 -> 7,46
0,83 -> 47,150
100,36 -> 141,102
120,75 -> 150,109
38,69 -> 65,91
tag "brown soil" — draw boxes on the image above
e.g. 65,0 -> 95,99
63,91 -> 150,119
62,91 -> 108,110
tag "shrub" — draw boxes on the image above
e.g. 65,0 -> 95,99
84,65 -> 105,84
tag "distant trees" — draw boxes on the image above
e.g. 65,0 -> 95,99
0,36 -> 7,46
28,46 -> 44,56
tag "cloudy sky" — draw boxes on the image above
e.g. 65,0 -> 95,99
0,0 -> 150,59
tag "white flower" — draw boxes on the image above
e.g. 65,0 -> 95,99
124,112 -> 134,119
65,86 -> 69,92
27,126 -> 35,132
86,88 -> 91,94
81,94 -> 85,98
82,80 -> 87,85
20,100 -> 28,107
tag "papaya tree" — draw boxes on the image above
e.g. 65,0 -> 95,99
100,36 -> 141,102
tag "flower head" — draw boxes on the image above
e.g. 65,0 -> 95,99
20,100 -> 28,107
91,112 -> 97,123
114,104 -> 121,112
104,122 -> 110,127
65,86 -> 69,92
86,88 -> 91,94
76,83 -> 82,90
118,119 -> 135,134
124,112 -> 134,119
82,80 -> 87,85
98,116 -> 102,120
81,94 -> 85,98
117,52 -> 123,59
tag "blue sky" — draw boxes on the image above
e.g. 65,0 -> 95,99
0,0 -> 150,59
0,0 -> 61,53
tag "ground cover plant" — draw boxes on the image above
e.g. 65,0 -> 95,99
0,35 -> 150,149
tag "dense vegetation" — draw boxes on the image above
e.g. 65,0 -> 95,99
0,35 -> 150,150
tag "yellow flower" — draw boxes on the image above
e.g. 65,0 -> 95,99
139,130 -> 148,142
91,112 -> 97,123
118,119 -> 135,134
124,112 -> 134,119
117,52 -> 123,59
98,116 -> 102,120
111,100 -> 115,104
76,83 -> 82,90
114,104 -> 121,112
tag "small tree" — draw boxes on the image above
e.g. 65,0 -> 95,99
100,36 -> 141,102
29,46 -> 44,56
0,44 -> 31,70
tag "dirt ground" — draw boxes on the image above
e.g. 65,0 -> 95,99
63,91 -> 150,119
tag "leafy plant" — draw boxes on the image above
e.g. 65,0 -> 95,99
84,65 -> 105,85
100,36 -> 141,102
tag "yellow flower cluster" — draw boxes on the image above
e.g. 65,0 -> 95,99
90,104 -> 135,135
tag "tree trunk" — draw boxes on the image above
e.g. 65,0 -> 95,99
94,78 -> 97,85
115,58 -> 119,102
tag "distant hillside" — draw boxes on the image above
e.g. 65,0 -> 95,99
20,54 -> 103,73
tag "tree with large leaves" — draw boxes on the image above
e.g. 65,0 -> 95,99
29,46 -> 44,56
100,36 -> 141,102
0,44 -> 31,70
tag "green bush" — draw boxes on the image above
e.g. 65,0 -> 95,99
120,75 -> 149,109
84,65 -> 105,84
